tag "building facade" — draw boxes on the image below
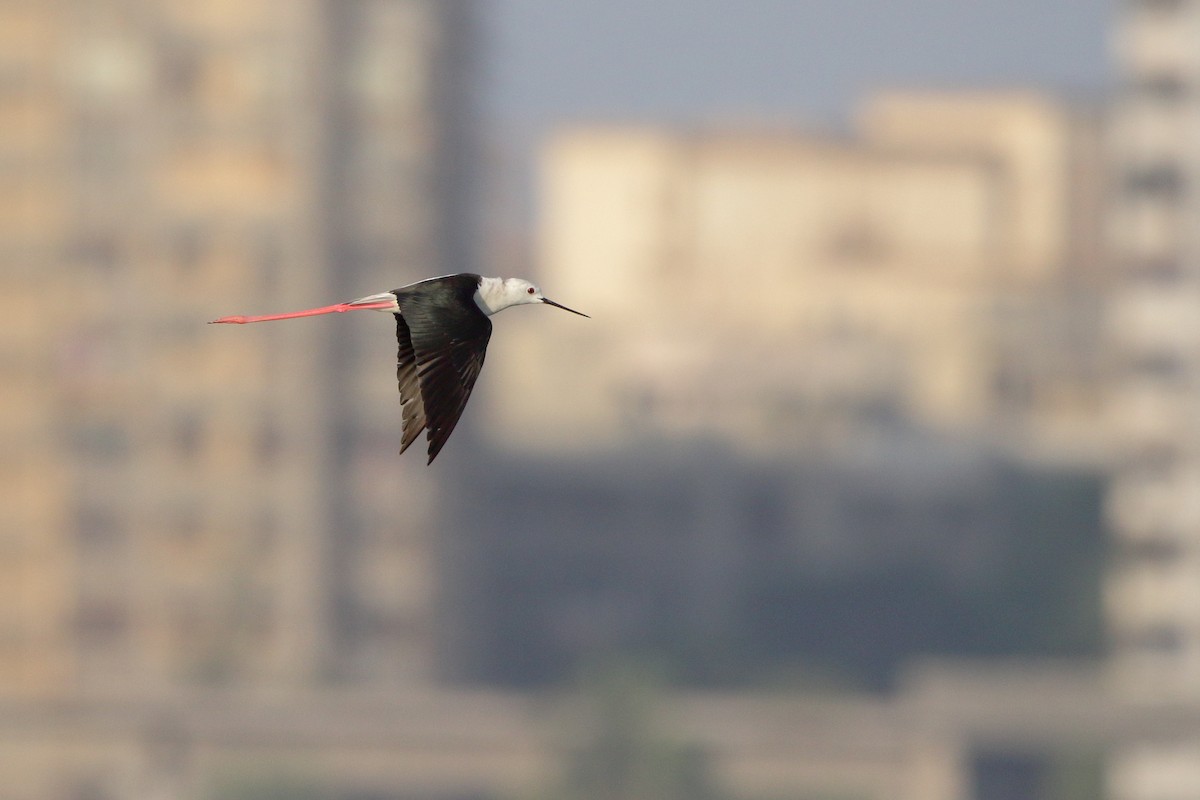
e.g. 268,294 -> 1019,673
1106,0 -> 1200,797
481,91 -> 1108,466
0,0 -> 474,697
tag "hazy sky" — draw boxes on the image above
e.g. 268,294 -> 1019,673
478,0 -> 1115,231
484,0 -> 1114,130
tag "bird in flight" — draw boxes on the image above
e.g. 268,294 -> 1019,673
211,273 -> 588,463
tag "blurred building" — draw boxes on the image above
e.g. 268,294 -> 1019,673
2,658 -> 1192,800
481,91 -> 1109,466
0,2 -> 1144,799
460,96 -> 1111,696
441,438 -> 1105,692
1105,0 -> 1200,797
0,0 -> 473,697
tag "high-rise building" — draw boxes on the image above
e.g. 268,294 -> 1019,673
481,91 -> 1108,464
1106,0 -> 1200,796
0,0 -> 474,696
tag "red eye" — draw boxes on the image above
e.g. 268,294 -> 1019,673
527,287 -> 535,294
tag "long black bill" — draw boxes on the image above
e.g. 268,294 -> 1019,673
542,298 -> 590,318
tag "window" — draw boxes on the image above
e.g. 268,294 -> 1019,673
75,599 -> 128,646
1135,73 -> 1189,102
1125,624 -> 1184,656
67,232 -> 121,273
158,38 -> 202,99
75,505 -> 123,550
255,417 -> 284,464
1129,0 -> 1186,11
1124,163 -> 1184,198
1125,349 -> 1186,382
1128,257 -> 1184,286
172,410 -> 205,460
250,228 -> 284,294
1117,537 -> 1183,566
825,218 -> 888,265
167,224 -> 207,273
70,422 -> 130,461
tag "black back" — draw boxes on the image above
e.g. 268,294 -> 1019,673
393,274 -> 492,463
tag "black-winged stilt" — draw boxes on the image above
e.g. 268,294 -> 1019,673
211,273 -> 588,463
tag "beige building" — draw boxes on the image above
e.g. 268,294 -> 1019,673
482,91 -> 1108,464
9,658 -> 1200,800
1,1 -> 1157,798
0,662 -> 1142,800
1105,0 -> 1200,797
0,0 -> 473,696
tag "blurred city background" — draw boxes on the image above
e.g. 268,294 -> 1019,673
5,0 -> 1200,798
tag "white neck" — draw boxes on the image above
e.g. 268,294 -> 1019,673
473,276 -> 510,316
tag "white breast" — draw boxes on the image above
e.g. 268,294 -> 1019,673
473,276 -> 508,316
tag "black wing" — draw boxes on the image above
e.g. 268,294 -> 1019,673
395,314 -> 427,456
396,279 -> 492,463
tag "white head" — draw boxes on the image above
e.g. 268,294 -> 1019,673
473,276 -> 589,318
